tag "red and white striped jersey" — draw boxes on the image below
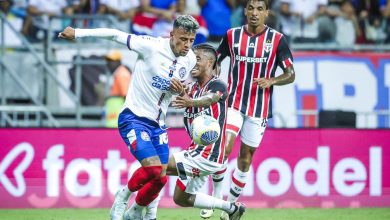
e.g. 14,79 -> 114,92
218,25 -> 294,119
183,78 -> 228,164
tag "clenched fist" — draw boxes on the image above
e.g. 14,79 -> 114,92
58,26 -> 76,40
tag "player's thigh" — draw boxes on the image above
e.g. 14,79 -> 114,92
176,174 -> 208,195
118,119 -> 159,164
240,117 -> 268,148
173,151 -> 222,193
152,127 -> 169,165
226,108 -> 244,136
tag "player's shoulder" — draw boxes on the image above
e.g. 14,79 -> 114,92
226,26 -> 242,35
267,26 -> 284,38
210,78 -> 227,89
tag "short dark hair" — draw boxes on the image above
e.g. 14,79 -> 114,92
193,43 -> 218,69
173,15 -> 199,34
246,0 -> 269,9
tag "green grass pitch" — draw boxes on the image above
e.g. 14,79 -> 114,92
0,208 -> 389,220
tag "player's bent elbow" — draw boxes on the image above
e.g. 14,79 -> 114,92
288,73 -> 295,84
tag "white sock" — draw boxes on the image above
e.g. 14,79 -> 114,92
194,192 -> 236,214
129,201 -> 145,211
227,168 -> 248,202
144,193 -> 161,219
211,164 -> 227,199
117,186 -> 131,201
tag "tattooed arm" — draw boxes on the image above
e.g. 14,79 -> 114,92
172,92 -> 221,108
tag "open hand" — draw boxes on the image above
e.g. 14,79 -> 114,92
170,78 -> 185,95
58,26 -> 75,40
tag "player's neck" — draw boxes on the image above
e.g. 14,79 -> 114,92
198,75 -> 213,87
246,24 -> 266,35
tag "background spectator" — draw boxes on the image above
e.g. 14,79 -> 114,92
98,0 -> 140,32
0,0 -> 24,46
279,0 -> 333,43
132,0 -> 176,36
70,0 -> 99,14
25,0 -> 72,41
105,50 -> 132,98
334,0 -> 361,46
199,0 -> 235,43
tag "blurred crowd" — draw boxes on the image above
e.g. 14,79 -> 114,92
1,0 -> 390,45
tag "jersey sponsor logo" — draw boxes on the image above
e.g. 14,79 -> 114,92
140,131 -> 150,141
184,109 -> 211,119
179,67 -> 186,79
235,55 -> 267,63
152,76 -> 171,91
249,42 -> 255,48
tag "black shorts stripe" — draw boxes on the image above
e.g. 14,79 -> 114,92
212,177 -> 224,182
230,189 -> 240,197
176,162 -> 187,180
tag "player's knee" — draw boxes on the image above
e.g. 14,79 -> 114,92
153,175 -> 168,188
144,165 -> 164,179
173,194 -> 190,207
237,155 -> 252,170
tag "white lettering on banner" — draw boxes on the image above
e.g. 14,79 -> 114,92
255,147 -> 382,197
257,158 -> 292,196
43,144 -> 64,197
333,158 -> 367,196
104,151 -> 127,195
318,61 -> 377,128
294,147 -> 329,196
370,147 -> 382,196
65,159 -> 102,196
1,143 -> 383,201
0,142 -> 34,197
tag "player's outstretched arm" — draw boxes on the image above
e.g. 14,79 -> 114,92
172,92 -> 221,108
58,26 -> 128,45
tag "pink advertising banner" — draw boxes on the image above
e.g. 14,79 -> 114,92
0,128 -> 389,208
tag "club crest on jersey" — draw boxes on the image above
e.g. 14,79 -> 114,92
264,40 -> 272,53
179,67 -> 186,79
140,131 -> 150,141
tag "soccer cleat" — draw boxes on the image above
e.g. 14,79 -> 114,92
200,209 -> 214,219
220,211 -> 229,220
123,204 -> 144,220
110,190 -> 129,220
228,202 -> 246,220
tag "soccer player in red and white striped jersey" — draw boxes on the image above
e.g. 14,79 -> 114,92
202,1 -> 296,219
145,44 -> 246,220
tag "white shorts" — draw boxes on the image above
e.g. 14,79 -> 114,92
173,150 -> 224,194
226,108 -> 268,147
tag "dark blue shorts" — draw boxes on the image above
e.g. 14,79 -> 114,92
118,108 -> 169,164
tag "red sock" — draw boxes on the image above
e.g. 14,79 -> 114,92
135,175 -> 168,206
127,166 -> 162,192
